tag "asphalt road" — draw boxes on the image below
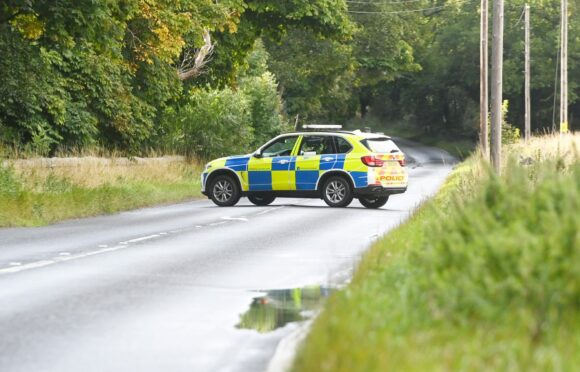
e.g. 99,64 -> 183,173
0,140 -> 456,372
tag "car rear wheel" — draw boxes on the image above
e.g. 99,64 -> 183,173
322,176 -> 353,208
359,196 -> 389,209
209,175 -> 241,207
248,194 -> 276,206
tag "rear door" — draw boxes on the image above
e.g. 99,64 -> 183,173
294,135 -> 335,190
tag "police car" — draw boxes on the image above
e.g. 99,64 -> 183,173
201,129 -> 408,209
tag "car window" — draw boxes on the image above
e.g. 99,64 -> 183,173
261,136 -> 298,158
334,136 -> 353,154
361,138 -> 400,153
299,136 -> 334,155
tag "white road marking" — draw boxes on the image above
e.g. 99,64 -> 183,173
255,206 -> 284,216
0,233 -> 162,275
221,217 -> 249,222
209,221 -> 227,226
0,202 -> 289,276
118,234 -> 160,245
0,260 -> 55,274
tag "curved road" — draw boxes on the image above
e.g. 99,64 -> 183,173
0,141 -> 456,372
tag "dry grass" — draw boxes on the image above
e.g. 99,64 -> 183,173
0,156 -> 203,226
3,156 -> 197,189
507,132 -> 580,167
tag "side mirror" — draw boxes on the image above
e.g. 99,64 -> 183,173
390,149 -> 400,153
253,151 -> 263,158
303,151 -> 317,158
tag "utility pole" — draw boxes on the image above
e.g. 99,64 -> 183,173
524,4 -> 531,142
490,0 -> 504,172
560,0 -> 568,133
480,0 -> 489,155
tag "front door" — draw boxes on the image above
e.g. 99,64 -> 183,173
247,135 -> 299,191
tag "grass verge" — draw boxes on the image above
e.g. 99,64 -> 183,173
0,157 -> 202,227
293,133 -> 580,371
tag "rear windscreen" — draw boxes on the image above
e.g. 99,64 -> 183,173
361,138 -> 400,153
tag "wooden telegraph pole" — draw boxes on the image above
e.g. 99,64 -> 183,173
480,0 -> 489,155
490,0 -> 504,172
524,4 -> 531,142
560,0 -> 568,133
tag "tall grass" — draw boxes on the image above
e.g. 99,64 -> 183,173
0,157 -> 202,227
294,133 -> 580,371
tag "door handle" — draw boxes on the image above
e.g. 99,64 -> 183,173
279,159 -> 289,164
322,157 -> 334,161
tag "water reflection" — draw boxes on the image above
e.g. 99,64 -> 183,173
236,286 -> 333,333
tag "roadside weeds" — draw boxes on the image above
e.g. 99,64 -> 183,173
292,133 -> 580,372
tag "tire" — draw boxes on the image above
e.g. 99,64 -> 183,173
248,194 -> 276,206
322,176 -> 353,208
359,196 -> 389,209
209,174 -> 241,207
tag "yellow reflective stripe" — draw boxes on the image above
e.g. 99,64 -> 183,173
343,154 -> 366,172
211,158 -> 227,168
247,157 -> 273,170
295,155 -> 321,170
291,136 -> 303,156
239,171 -> 249,191
272,171 -> 293,190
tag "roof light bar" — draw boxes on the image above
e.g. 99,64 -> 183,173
302,124 -> 343,130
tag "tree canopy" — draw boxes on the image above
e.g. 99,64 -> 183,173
0,0 -> 577,155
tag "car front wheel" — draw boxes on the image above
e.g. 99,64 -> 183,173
322,176 -> 353,208
209,175 -> 241,207
359,196 -> 389,209
248,194 -> 276,206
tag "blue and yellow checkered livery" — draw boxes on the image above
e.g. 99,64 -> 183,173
201,132 -> 408,194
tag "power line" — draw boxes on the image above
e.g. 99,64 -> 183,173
346,0 -> 425,4
510,5 -> 525,29
347,5 -> 446,14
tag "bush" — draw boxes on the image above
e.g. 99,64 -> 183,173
169,87 -> 254,159
294,154 -> 580,371
241,71 -> 286,147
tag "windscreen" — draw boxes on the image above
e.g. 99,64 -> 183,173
361,138 -> 400,153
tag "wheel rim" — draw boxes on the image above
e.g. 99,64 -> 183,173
326,180 -> 346,203
213,180 -> 233,202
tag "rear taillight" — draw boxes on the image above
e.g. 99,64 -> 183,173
398,158 -> 406,167
361,155 -> 384,167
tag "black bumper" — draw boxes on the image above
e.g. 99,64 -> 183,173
354,186 -> 407,197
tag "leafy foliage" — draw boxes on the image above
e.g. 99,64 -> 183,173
294,140 -> 580,371
0,0 -> 350,154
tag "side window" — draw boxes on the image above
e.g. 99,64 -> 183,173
335,136 -> 353,154
261,136 -> 298,158
298,136 -> 335,155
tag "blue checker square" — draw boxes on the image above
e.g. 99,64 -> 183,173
349,171 -> 368,188
248,171 -> 272,191
271,156 -> 294,171
296,171 -> 319,190
334,154 -> 346,169
288,157 -> 297,171
319,154 -> 337,170
225,156 -> 250,171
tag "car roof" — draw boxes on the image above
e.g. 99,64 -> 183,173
281,130 -> 391,139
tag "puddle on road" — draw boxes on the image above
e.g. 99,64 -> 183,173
236,286 -> 333,333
